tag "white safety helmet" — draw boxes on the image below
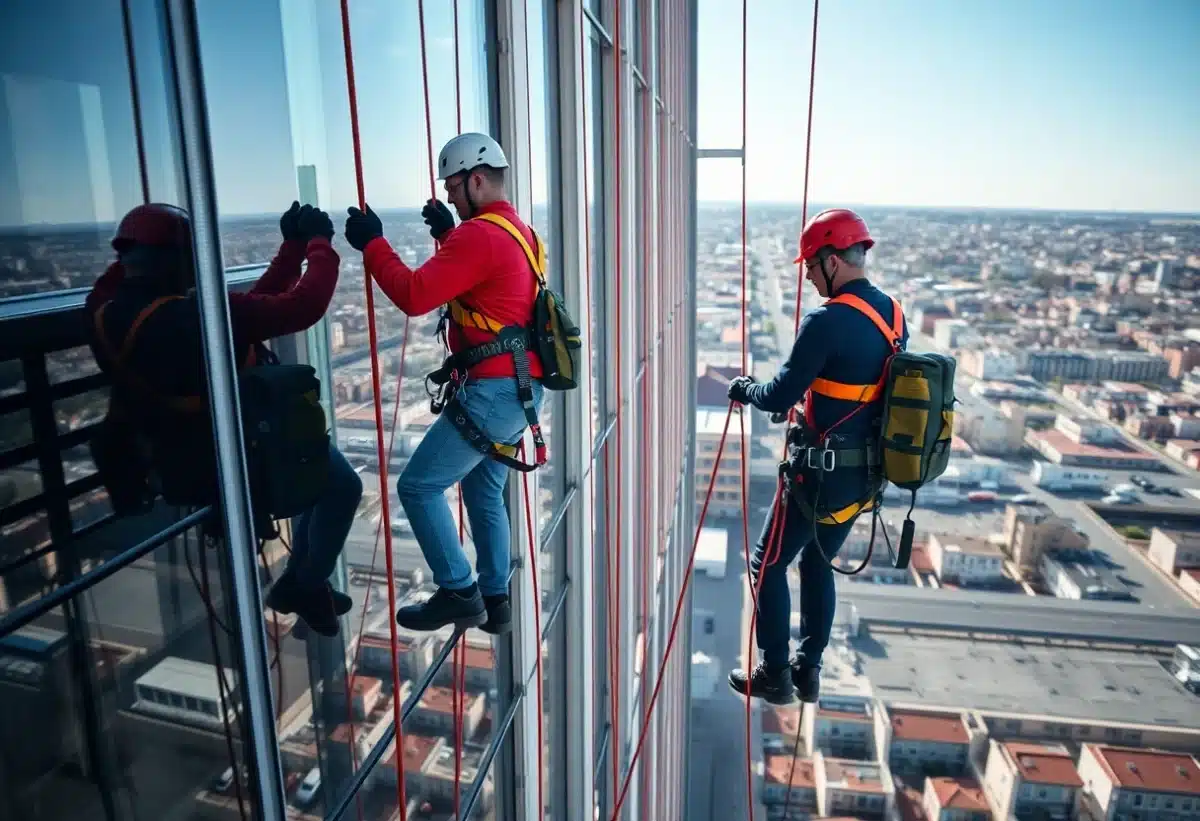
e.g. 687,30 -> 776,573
437,132 -> 509,180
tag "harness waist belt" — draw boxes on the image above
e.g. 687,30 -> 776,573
809,377 -> 883,403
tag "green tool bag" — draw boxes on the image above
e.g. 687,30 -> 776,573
878,351 -> 957,493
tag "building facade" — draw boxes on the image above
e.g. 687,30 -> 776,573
0,1 -> 698,820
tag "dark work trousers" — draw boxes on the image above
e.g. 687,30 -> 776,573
750,487 -> 857,670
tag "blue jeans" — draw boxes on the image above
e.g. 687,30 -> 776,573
397,377 -> 544,596
752,489 -> 856,669
286,444 -> 364,588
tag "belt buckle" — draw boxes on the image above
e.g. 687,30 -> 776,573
806,447 -> 836,472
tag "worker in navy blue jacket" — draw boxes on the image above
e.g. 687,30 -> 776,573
725,209 -> 908,704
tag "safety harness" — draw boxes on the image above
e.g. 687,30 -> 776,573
782,291 -> 904,527
426,213 -> 549,473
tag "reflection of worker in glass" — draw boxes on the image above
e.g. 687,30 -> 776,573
86,202 -> 363,637
343,133 -> 545,636
725,209 -> 908,703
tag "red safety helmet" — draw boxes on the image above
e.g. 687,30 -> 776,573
112,203 -> 192,252
794,208 -> 874,264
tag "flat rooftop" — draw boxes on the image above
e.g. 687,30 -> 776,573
852,633 -> 1200,730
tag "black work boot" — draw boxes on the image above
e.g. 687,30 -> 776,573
266,575 -> 350,638
791,662 -> 821,703
396,584 -> 487,632
266,574 -> 352,617
728,663 -> 795,705
479,594 -> 512,635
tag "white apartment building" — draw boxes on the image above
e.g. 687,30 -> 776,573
982,740 -> 1084,821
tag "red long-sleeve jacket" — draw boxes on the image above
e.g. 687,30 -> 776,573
363,200 -> 544,380
86,237 -> 340,398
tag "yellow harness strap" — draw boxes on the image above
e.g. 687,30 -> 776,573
447,212 -> 545,332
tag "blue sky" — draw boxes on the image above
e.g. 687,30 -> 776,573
1,0 -> 1198,227
696,0 -> 1200,212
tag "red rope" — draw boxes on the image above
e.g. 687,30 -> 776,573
337,3 -> 408,816
778,4 -> 821,816
636,0 -> 654,810
410,0 -> 472,811
610,401 -> 735,820
737,1 -> 758,816
518,442 -> 545,820
610,0 -> 625,804
339,323 -> 409,821
519,3 -> 547,818
453,0 -> 463,134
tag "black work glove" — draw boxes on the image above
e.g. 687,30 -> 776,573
298,206 -> 334,242
728,375 -> 755,405
344,205 -> 383,252
421,199 -> 456,241
279,200 -> 302,242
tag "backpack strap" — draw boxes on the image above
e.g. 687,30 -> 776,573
94,296 -> 206,414
472,211 -> 547,286
827,292 -> 903,351
445,212 -> 544,334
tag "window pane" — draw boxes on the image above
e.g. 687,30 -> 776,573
1,523 -> 248,818
585,25 -> 606,446
529,0 -> 566,571
0,0 -> 153,299
540,612 -> 565,820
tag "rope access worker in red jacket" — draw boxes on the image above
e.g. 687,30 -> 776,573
343,133 -> 545,636
725,208 -> 908,704
86,202 -> 363,637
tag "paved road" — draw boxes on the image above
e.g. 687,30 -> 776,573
687,512 -> 773,821
838,584 -> 1200,645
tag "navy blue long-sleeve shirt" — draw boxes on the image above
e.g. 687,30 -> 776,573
746,278 -> 908,508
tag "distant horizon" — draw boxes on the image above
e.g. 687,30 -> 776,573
3,200 -> 1198,233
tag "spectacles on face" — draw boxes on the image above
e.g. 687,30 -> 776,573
444,173 -> 468,197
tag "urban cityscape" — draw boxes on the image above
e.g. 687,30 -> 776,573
688,201 -> 1200,820
4,199 -> 1199,820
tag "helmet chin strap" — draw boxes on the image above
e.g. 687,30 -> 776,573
818,254 -> 838,296
462,169 -> 478,218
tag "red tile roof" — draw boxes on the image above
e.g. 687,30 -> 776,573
823,759 -> 886,793
819,708 -> 872,722
1004,743 -> 1083,787
930,777 -> 989,812
329,723 -> 356,744
1030,429 -> 1158,463
351,676 -> 381,696
387,734 -> 439,772
890,710 -> 969,745
910,544 -> 935,574
764,755 -> 815,788
463,645 -> 494,669
762,705 -> 802,738
1090,746 -> 1200,795
419,685 -> 457,715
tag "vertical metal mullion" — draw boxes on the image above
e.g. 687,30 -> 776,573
560,1 -> 599,819
683,0 -> 700,813
24,354 -> 121,821
162,2 -> 287,819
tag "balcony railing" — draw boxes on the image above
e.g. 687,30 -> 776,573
0,271 -> 521,820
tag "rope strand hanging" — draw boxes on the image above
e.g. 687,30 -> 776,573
610,1 -> 822,818
519,0 -> 548,815
607,0 -> 626,805
337,1 -> 411,815
738,0 -> 757,815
